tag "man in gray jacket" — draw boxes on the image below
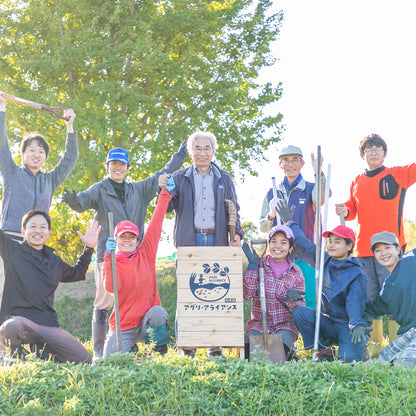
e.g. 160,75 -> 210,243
62,143 -> 187,361
0,92 -> 78,310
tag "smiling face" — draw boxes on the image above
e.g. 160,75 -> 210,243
269,232 -> 293,262
116,232 -> 139,254
22,214 -> 51,250
326,235 -> 353,260
373,243 -> 401,273
22,140 -> 47,175
106,161 -> 128,183
279,154 -> 305,183
191,136 -> 214,173
361,145 -> 385,171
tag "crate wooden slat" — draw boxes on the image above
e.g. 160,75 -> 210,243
176,332 -> 244,348
176,246 -> 244,350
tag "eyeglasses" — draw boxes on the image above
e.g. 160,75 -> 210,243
364,147 -> 384,155
193,146 -> 212,155
280,157 -> 302,166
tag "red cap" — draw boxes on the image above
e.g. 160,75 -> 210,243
114,220 -> 139,237
322,225 -> 355,245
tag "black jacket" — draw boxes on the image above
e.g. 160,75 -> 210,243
0,231 -> 93,327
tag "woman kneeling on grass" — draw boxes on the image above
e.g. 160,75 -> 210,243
366,231 -> 416,366
276,198 -> 370,362
102,176 -> 174,357
287,222 -> 370,362
242,225 -> 305,360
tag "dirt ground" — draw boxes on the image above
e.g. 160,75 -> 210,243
55,269 -> 96,301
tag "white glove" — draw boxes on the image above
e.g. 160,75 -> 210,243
268,197 -> 280,218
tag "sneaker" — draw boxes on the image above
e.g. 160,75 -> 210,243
182,348 -> 196,358
207,348 -> 223,357
316,347 -> 336,362
154,345 -> 168,355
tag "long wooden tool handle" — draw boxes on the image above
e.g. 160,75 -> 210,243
108,212 -> 122,353
2,93 -> 70,121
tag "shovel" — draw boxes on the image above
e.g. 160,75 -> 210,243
249,239 -> 286,364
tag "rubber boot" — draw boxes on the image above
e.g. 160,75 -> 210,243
388,319 -> 400,342
367,318 -> 383,358
92,309 -> 108,362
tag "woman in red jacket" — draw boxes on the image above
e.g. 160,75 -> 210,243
102,177 -> 174,357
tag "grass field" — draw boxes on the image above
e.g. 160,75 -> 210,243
2,260 -> 414,415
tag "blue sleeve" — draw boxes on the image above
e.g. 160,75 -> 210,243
346,271 -> 368,328
288,222 -> 317,267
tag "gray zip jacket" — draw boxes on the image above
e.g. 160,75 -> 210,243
0,111 -> 78,233
66,149 -> 186,263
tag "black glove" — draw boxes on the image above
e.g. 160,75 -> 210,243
178,140 -> 188,158
275,199 -> 295,224
286,289 -> 305,302
242,242 -> 259,271
351,325 -> 372,344
62,188 -> 78,208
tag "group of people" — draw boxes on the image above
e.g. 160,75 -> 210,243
244,139 -> 416,365
1,89 -> 416,366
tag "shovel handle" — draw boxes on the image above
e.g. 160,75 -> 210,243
2,93 -> 70,121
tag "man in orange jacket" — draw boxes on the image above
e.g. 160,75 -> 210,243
336,133 -> 416,345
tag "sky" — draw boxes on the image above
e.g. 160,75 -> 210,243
159,0 -> 416,256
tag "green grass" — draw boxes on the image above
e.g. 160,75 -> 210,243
1,351 -> 416,415
6,260 -> 410,415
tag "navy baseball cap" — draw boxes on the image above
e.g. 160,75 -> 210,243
106,148 -> 129,165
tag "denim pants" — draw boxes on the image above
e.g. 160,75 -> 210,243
195,233 -> 215,247
103,305 -> 168,357
292,306 -> 367,362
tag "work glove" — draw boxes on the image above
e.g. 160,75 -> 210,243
311,152 -> 324,174
267,197 -> 280,219
242,242 -> 259,271
62,188 -> 78,207
165,175 -> 175,193
275,199 -> 295,224
286,289 -> 305,302
106,237 -> 116,254
178,140 -> 188,158
351,325 -> 372,344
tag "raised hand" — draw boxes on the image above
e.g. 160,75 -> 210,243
77,220 -> 101,248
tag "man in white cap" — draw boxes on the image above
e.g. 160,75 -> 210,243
62,143 -> 187,361
259,144 -> 328,309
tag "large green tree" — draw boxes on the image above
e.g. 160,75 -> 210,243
0,0 -> 283,261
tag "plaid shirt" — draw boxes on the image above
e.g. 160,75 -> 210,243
244,256 -> 305,335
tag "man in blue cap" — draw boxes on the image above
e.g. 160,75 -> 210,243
62,143 -> 187,361
259,144 -> 328,309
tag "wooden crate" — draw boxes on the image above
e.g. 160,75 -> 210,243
176,246 -> 244,350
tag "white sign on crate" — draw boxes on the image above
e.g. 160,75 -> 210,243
176,246 -> 244,349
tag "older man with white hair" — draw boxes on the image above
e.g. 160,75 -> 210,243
168,131 -> 243,247
167,131 -> 244,357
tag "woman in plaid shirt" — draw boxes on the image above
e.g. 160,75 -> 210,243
242,225 -> 305,360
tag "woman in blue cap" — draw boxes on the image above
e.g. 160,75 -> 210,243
242,224 -> 305,360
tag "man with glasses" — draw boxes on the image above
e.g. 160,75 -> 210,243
336,133 -> 416,345
167,131 -> 244,357
168,131 -> 243,247
259,145 -> 327,309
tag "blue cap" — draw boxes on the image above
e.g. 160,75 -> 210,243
268,225 -> 294,240
106,148 -> 129,165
